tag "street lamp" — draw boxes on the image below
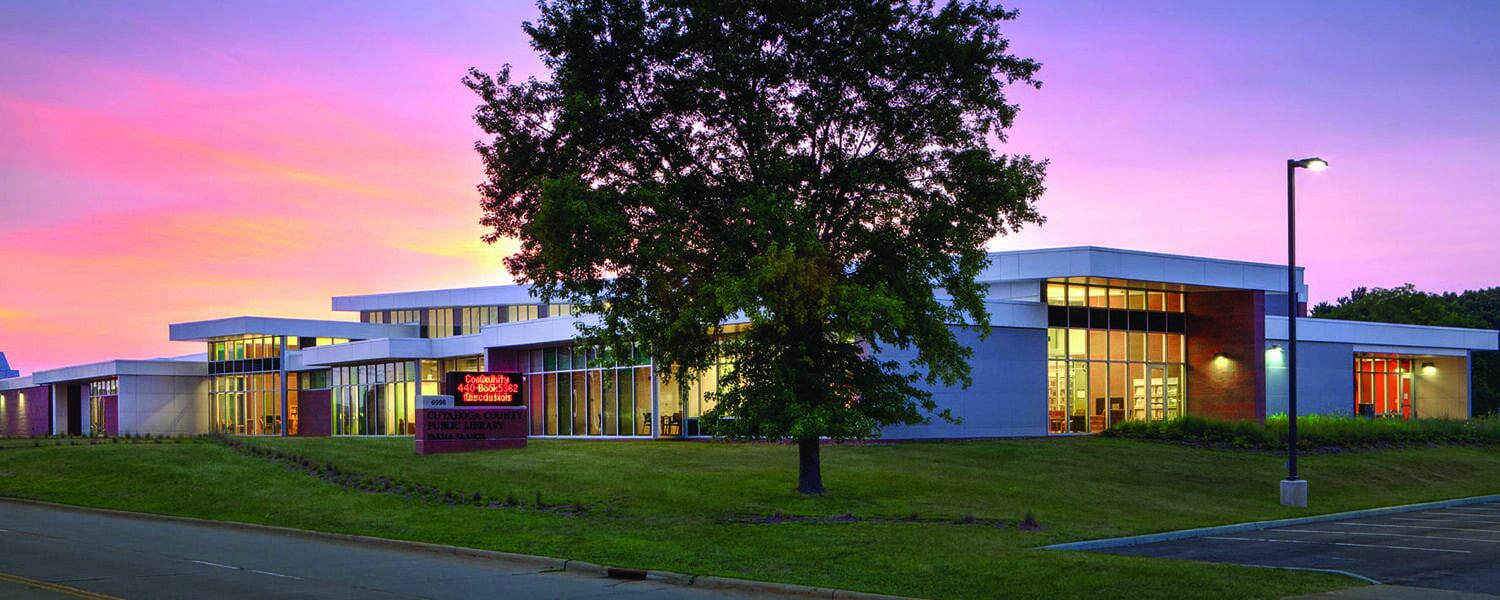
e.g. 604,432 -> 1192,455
1282,156 -> 1327,508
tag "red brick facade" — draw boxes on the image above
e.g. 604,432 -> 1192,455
1186,290 -> 1266,421
0,386 -> 51,437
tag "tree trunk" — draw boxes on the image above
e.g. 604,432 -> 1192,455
797,437 -> 825,495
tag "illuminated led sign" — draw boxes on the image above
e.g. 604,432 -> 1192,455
444,371 -> 523,406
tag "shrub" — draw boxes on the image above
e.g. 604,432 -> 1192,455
1106,414 -> 1500,450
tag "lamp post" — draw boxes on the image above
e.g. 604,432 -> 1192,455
1282,156 -> 1327,508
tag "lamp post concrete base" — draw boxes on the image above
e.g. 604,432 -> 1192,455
1281,479 -> 1308,507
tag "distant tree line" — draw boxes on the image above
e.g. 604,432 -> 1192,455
1313,284 -> 1499,416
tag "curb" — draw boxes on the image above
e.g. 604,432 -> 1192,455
1041,492 -> 1500,551
0,497 -> 911,600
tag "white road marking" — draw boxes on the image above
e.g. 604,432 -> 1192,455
1344,522 -> 1500,535
1390,516 -> 1500,525
1205,535 -> 1469,554
249,569 -> 303,580
1277,528 -> 1500,545
191,560 -> 302,580
1433,506 -> 1500,514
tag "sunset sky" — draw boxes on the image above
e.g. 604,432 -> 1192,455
2,0 -> 1496,374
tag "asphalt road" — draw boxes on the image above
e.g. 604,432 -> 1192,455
1103,501 -> 1500,595
0,501 -> 781,600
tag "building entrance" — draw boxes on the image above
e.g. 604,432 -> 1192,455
1355,355 -> 1413,419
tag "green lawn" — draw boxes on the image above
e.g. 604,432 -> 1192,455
3,437 -> 1498,598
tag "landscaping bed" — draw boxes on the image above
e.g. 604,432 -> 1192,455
1104,415 -> 1500,450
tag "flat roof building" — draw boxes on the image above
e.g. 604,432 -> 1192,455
2,246 -> 1495,439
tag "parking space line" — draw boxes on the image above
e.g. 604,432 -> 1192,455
1390,516 -> 1500,525
1343,523 -> 1500,535
1277,528 -> 1500,545
1205,536 -> 1470,554
1434,506 -> 1500,514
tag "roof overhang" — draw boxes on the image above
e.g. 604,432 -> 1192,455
980,246 -> 1307,298
331,284 -> 538,312
290,334 -> 492,368
475,316 -> 588,349
1266,316 -> 1499,352
32,358 -> 207,384
169,316 -> 418,342
0,375 -> 37,391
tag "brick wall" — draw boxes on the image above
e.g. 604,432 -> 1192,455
1186,290 -> 1267,421
0,386 -> 52,437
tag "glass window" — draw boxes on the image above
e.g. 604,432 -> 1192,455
1069,361 -> 1089,428
635,367 -> 652,436
546,373 -> 559,435
1166,364 -> 1184,420
1108,363 -> 1126,428
1107,288 -> 1126,309
1128,289 -> 1147,311
1089,363 -> 1107,432
1108,331 -> 1126,361
1148,332 -> 1165,362
528,374 -> 545,435
1047,360 -> 1067,434
588,370 -> 603,435
571,372 -> 586,434
1047,328 -> 1066,359
1068,329 -> 1087,360
1088,330 -> 1108,361
1128,332 -> 1146,362
612,369 -> 628,436
1166,292 -> 1184,313
1147,291 -> 1166,311
1067,285 -> 1086,307
1046,283 -> 1066,306
1086,286 -> 1108,308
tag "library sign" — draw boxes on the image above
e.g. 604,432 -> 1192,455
415,372 -> 527,455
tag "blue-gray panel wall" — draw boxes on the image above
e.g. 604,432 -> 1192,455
879,326 -> 1047,439
1266,340 -> 1352,417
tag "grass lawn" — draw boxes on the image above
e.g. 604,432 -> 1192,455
4,437 -> 1500,598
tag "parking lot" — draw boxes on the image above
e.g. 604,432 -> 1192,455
1102,502 -> 1500,594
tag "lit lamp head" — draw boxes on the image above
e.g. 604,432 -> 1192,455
1422,362 -> 1437,374
1291,157 -> 1329,171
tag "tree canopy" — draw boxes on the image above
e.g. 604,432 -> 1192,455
467,0 -> 1047,492
1314,284 -> 1499,415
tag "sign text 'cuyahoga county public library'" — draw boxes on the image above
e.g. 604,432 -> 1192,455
417,372 -> 527,454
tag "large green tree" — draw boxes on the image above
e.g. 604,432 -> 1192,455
1314,284 -> 1499,416
468,0 -> 1046,493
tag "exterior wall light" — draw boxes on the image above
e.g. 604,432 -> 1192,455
1422,362 -> 1437,374
1212,352 -> 1230,361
